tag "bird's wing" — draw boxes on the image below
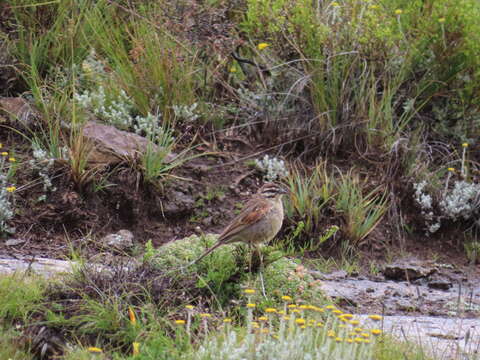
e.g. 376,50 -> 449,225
218,197 -> 272,242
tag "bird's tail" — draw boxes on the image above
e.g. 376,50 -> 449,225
187,241 -> 224,267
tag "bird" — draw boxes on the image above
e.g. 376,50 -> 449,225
190,182 -> 287,266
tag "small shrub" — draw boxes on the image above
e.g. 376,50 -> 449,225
413,144 -> 480,234
255,154 -> 289,181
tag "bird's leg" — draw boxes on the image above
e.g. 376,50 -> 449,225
256,245 -> 268,300
248,242 -> 253,275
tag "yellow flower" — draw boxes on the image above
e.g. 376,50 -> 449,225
325,305 -> 336,310
448,167 -> 455,172
287,304 -> 297,309
246,303 -> 256,308
229,67 -> 237,73
82,62 -> 93,74
331,1 -> 340,6
462,142 -> 469,148
299,305 -> 309,310
368,314 -> 382,321
6,186 -> 16,193
327,330 -> 336,337
349,320 -> 360,326
290,309 -> 300,314
354,327 -> 363,333
332,309 -> 343,315
283,316 -> 291,321
175,319 -> 186,325
257,43 -> 269,51
371,329 -> 382,336
340,314 -> 354,319
132,342 -> 140,355
0,143 -> 2,148
361,332 -> 370,338
438,17 -> 446,23
1,152 -> 7,156
369,4 -> 379,9
299,325 -> 306,329
364,339 -> 371,344
395,9 -> 403,15
317,322 -> 324,327
346,338 -> 354,343
354,337 -> 363,343
88,347 -> 103,353
128,307 -> 136,325
244,289 -> 256,294
278,310 -> 285,315
258,316 -> 268,321
335,337 -> 343,342
8,157 -> 15,162
265,308 -> 277,313
252,321 -> 260,329
295,318 -> 306,325
200,313 -> 211,318
185,305 -> 194,310
223,318 -> 232,323
281,295 -> 292,301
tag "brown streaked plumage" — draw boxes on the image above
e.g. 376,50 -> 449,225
190,183 -> 287,265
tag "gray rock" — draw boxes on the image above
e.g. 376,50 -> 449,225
357,315 -> 480,360
102,229 -> 134,250
0,257 -> 73,277
318,277 -> 480,316
428,275 -> 453,290
383,261 -> 436,281
162,190 -> 195,215
310,269 -> 348,281
5,238 -> 27,246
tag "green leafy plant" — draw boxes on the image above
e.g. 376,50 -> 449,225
334,171 -> 389,245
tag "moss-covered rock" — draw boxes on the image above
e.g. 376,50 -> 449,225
152,235 -> 327,309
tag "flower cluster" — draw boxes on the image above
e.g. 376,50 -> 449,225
172,103 -> 200,123
75,86 -> 134,129
28,144 -> 59,198
81,49 -> 106,76
0,151 -> 16,234
255,154 -> 289,181
174,290 -> 383,360
440,180 -> 480,221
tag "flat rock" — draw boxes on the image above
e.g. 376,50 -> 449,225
383,261 -> 436,281
318,277 -> 480,316
357,315 -> 480,359
162,189 -> 195,215
0,257 -> 73,277
0,97 -> 39,128
82,121 -> 176,165
101,229 -> 134,251
5,238 -> 27,246
428,274 -> 453,290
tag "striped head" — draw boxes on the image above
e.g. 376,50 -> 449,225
258,182 -> 288,199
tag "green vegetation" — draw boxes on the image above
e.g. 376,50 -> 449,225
1,0 -> 480,357
0,269 -> 432,360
